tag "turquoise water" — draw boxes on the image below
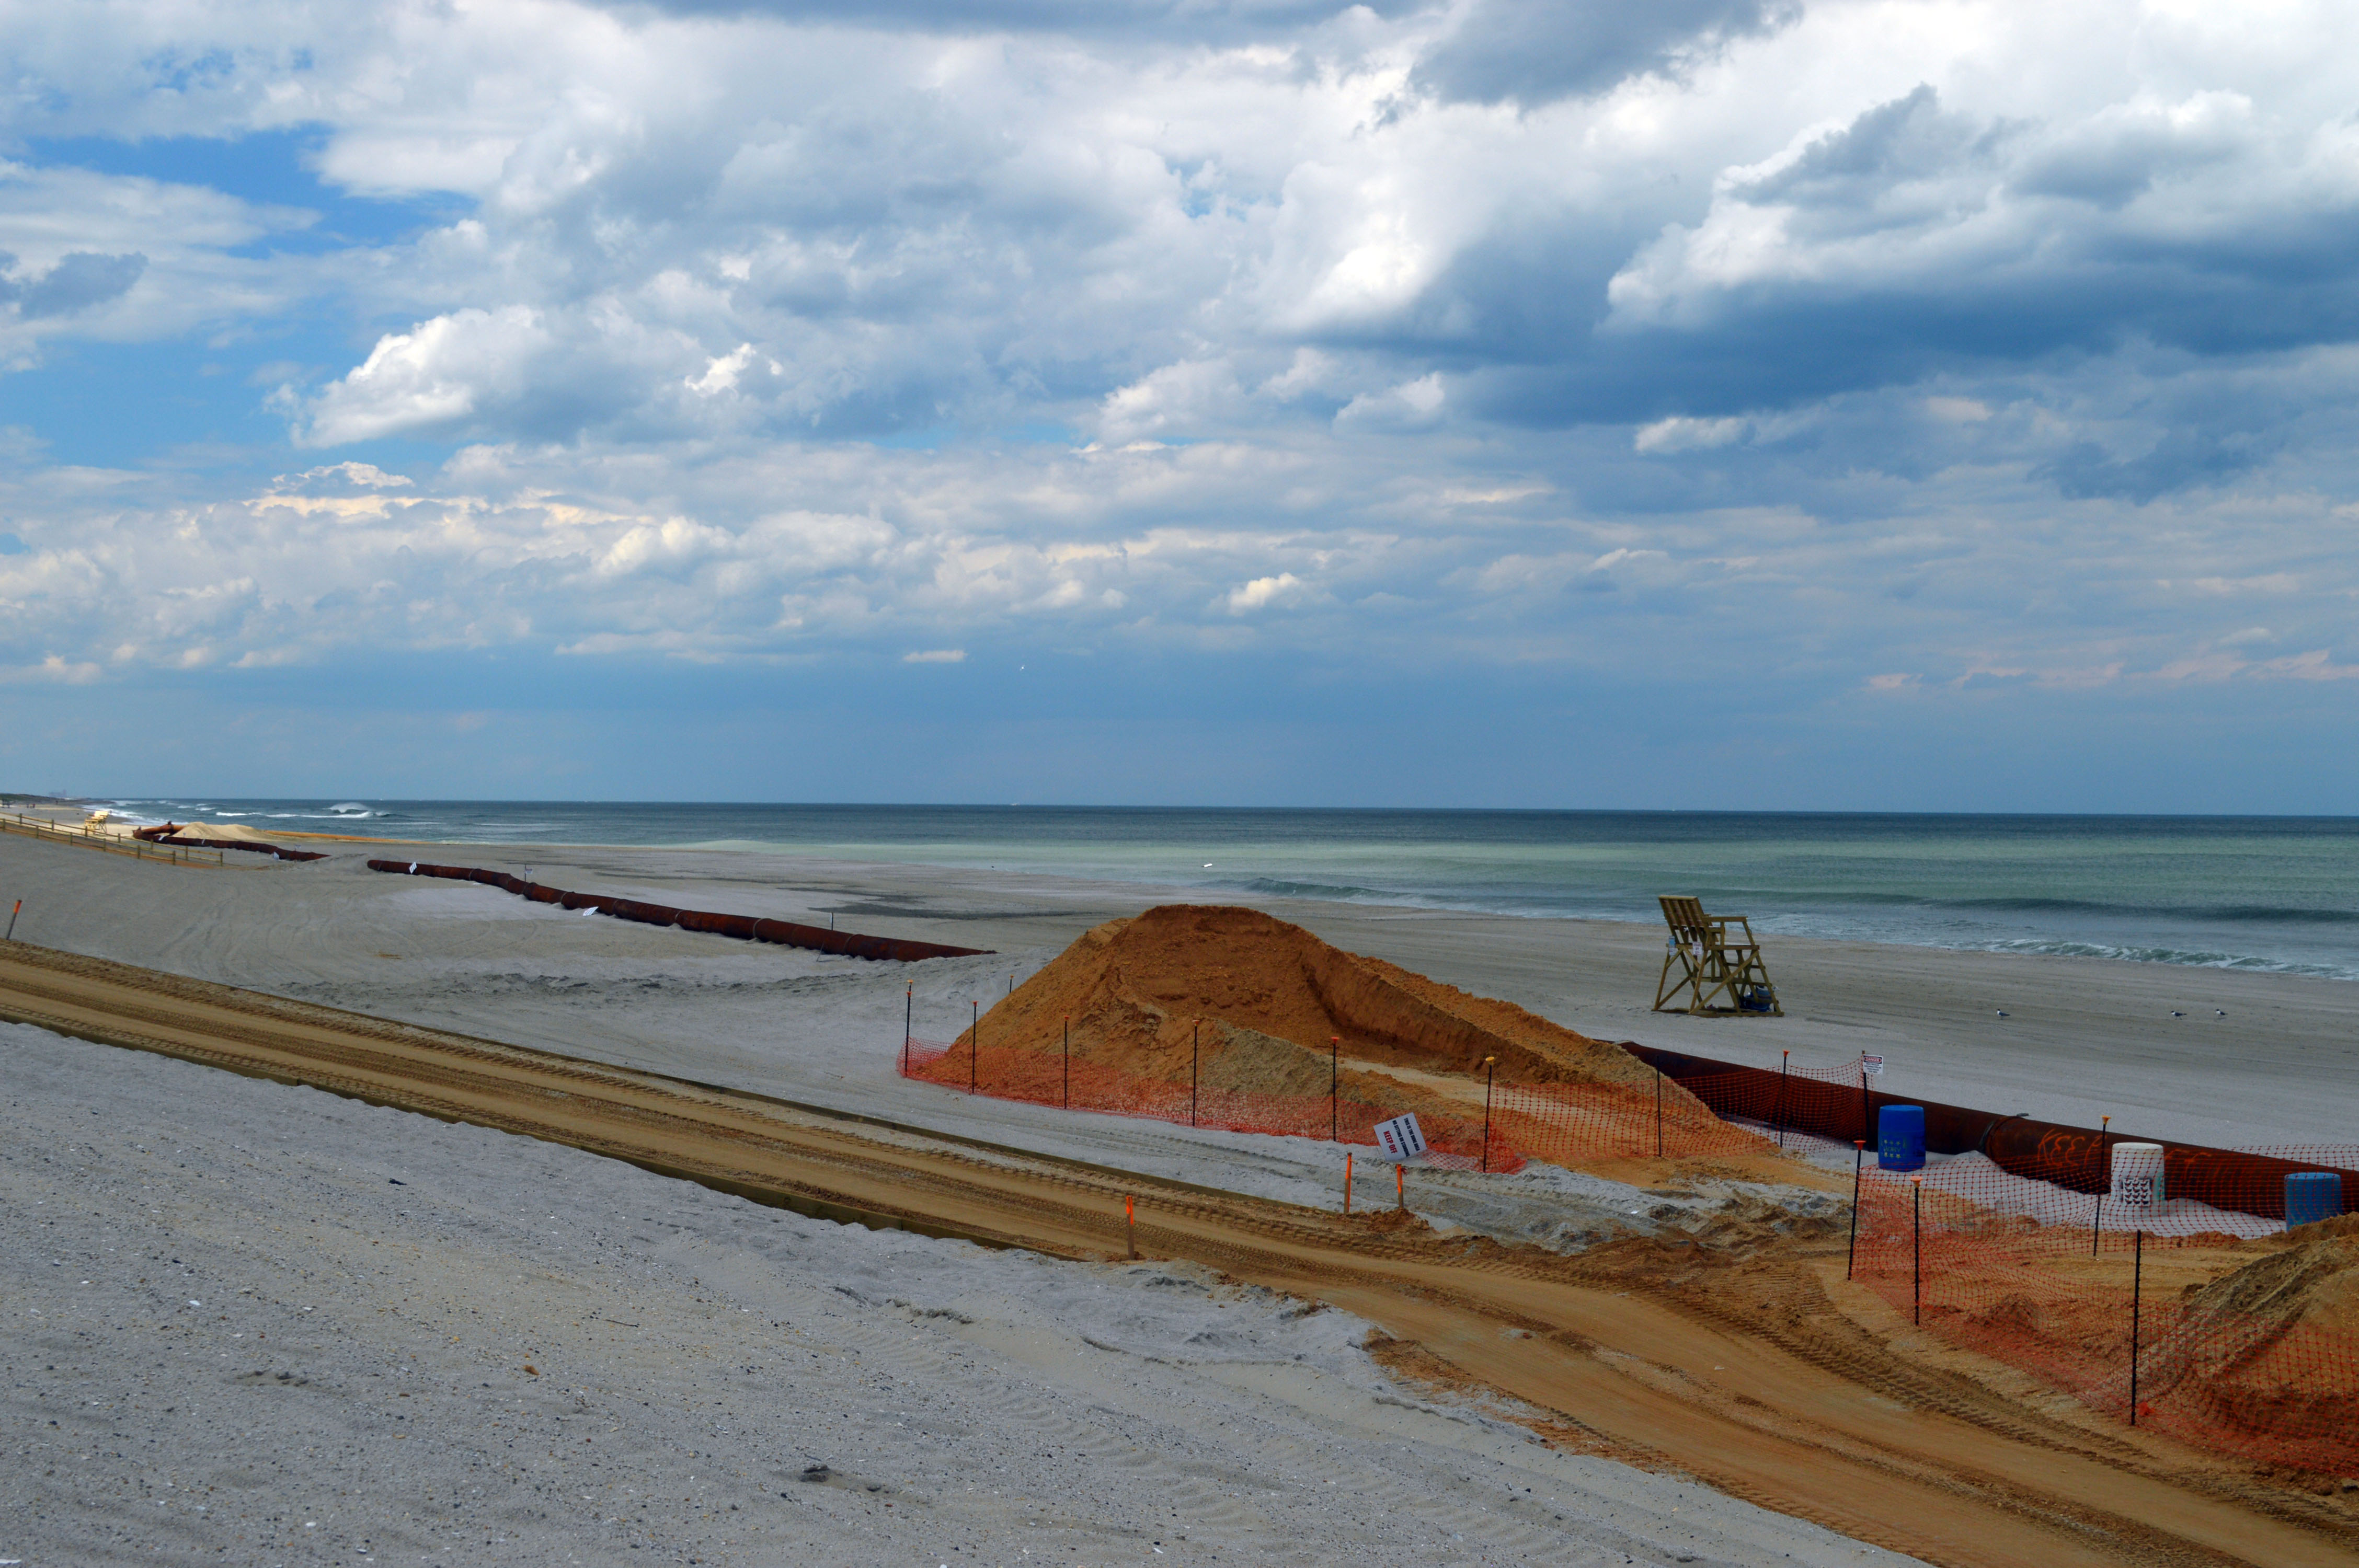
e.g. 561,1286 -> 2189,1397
99,800 -> 2359,982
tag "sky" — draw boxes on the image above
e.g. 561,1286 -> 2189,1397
1,0 -> 2355,810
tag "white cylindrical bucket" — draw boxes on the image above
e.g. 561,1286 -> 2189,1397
2110,1142 -> 2167,1208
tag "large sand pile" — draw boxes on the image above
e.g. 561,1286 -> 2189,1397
940,904 -> 1676,1127
2123,1213 -> 2359,1447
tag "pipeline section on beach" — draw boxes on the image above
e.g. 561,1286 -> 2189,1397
1625,1041 -> 2326,1221
131,826 -> 328,862
365,858 -> 988,963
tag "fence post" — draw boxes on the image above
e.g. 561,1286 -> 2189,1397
902,984 -> 912,1076
1654,1066 -> 1663,1159
1859,1058 -> 1871,1145
1396,1163 -> 1405,1212
969,1000 -> 979,1094
2129,1226 -> 2144,1426
1063,1016 -> 1070,1109
4,899 -> 18,941
1125,1194 -> 1136,1260
1330,1037 -> 1339,1142
1911,1176 -> 1923,1326
1481,1055 -> 1497,1173
2092,1115 -> 2111,1256
1344,1152 -> 1353,1215
1190,1021 -> 1199,1127
1848,1139 -> 1864,1279
1777,1048 -> 1790,1149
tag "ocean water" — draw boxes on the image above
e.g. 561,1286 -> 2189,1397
95,800 -> 2359,983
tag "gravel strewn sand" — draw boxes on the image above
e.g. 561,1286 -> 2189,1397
2,1021 -> 1917,1567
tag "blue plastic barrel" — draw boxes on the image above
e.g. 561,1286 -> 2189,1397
2286,1171 -> 2343,1229
1877,1104 -> 1926,1172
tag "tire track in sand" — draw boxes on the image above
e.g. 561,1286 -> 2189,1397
1,939 -> 2351,1568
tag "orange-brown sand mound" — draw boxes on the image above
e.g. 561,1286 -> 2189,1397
2133,1214 -> 2359,1436
947,904 -> 1694,1128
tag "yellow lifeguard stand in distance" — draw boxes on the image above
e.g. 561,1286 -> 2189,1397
1654,895 -> 1782,1016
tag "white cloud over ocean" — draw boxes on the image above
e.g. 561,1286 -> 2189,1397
0,0 -> 2355,805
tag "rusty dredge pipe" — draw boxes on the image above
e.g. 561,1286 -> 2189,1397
131,825 -> 328,862
1623,1042 -> 2339,1224
367,859 -> 988,963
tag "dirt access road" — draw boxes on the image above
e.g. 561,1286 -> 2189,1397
2,938 -> 2350,1568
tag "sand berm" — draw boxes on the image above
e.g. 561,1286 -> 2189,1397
923,903 -> 1713,1128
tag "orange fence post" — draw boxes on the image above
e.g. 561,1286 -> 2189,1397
1344,1153 -> 1354,1215
1396,1163 -> 1405,1211
1125,1194 -> 1136,1260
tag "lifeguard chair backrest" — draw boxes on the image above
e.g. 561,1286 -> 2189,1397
1658,895 -> 1712,943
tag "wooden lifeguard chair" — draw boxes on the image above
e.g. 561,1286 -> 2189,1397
1654,895 -> 1782,1016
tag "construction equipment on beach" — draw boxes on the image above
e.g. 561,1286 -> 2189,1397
1653,894 -> 1783,1016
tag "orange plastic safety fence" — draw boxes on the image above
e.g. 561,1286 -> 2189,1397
1853,1150 -> 2359,1474
900,1035 -> 1526,1170
898,1036 -> 1802,1175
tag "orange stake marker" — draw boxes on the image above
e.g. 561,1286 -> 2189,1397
1125,1193 -> 1137,1259
1396,1163 -> 1405,1211
1344,1152 -> 1354,1215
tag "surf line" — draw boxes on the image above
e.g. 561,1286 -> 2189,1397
365,858 -> 989,963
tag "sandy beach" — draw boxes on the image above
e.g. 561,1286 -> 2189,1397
5,824 -> 2357,1566
0,826 -> 2345,1151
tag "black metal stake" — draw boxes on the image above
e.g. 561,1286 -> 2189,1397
2127,1225 -> 2147,1425
969,999 -> 979,1094
4,898 -> 18,942
1654,1066 -> 1664,1159
902,984 -> 912,1076
1848,1139 -> 1864,1279
2129,1225 -> 2145,1425
1777,1048 -> 1790,1149
1860,1060 -> 1871,1145
1482,1055 -> 1497,1173
1190,1021 -> 1199,1128
2092,1115 -> 2111,1256
1912,1177 -> 1923,1327
1062,1016 -> 1070,1110
1330,1037 -> 1339,1142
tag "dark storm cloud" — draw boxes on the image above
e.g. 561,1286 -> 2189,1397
1412,0 -> 1802,107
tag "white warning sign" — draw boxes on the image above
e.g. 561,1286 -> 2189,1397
1373,1113 -> 1428,1161
1861,1054 -> 1885,1076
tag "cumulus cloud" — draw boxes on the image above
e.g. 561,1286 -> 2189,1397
0,0 -> 2356,786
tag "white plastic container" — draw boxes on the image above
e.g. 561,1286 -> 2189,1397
2110,1142 -> 2167,1208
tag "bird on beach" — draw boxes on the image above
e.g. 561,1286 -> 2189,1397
2169,1010 -> 2184,1018
2216,1009 -> 2227,1017
1994,1009 -> 2008,1017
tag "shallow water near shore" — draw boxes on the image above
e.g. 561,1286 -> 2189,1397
88,799 -> 2359,982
